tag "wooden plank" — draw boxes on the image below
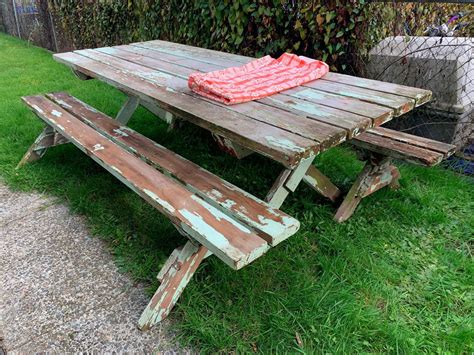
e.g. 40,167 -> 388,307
351,131 -> 445,166
259,94 -> 371,138
53,52 -> 318,168
322,72 -> 432,106
124,44 -> 393,127
136,41 -> 417,117
367,127 -> 456,157
48,92 -> 301,247
304,80 -> 415,116
23,95 -> 270,270
280,86 -> 393,126
134,41 -> 251,67
92,47 -> 347,148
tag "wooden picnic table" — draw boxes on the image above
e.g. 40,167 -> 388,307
53,39 -> 432,209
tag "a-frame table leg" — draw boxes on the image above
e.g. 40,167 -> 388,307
265,156 -> 315,209
303,165 -> 341,202
138,241 -> 209,330
334,155 -> 400,223
116,95 -> 140,125
16,126 -> 68,169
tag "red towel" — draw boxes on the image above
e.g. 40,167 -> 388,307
188,53 -> 329,105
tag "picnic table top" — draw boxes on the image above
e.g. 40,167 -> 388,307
53,40 -> 432,169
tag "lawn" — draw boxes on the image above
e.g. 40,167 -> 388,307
0,32 -> 473,353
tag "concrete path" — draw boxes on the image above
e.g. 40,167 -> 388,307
0,182 -> 183,353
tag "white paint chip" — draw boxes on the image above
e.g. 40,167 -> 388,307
265,136 -> 306,153
93,144 -> 105,152
51,110 -> 63,117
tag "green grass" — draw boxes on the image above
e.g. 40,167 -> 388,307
1,32 -> 473,353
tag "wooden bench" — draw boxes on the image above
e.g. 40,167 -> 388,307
18,92 -> 301,330
334,127 -> 456,222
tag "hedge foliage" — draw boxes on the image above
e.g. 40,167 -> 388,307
47,0 -> 472,73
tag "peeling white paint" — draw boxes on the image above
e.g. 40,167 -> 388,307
221,199 -> 236,210
190,195 -> 252,234
93,143 -> 105,151
32,104 -> 44,114
178,208 -> 239,261
144,189 -> 176,213
208,189 -> 224,200
113,128 -> 129,137
51,110 -> 63,117
110,165 -> 123,175
55,99 -> 73,109
265,136 -> 306,153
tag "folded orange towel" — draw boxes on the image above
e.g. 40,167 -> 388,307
188,53 -> 329,105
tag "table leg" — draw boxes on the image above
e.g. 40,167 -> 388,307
138,241 -> 209,330
16,126 -> 68,169
334,155 -> 400,223
116,95 -> 140,125
140,100 -> 178,131
303,165 -> 341,202
265,156 -> 315,209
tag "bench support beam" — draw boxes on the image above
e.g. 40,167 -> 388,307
138,241 -> 208,330
334,154 -> 400,223
16,126 -> 68,169
303,165 -> 341,202
140,100 -> 178,131
212,134 -> 253,159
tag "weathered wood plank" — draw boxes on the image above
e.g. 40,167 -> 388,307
367,127 -> 456,157
48,92 -> 301,246
23,95 -> 270,270
92,47 -> 347,147
304,80 -> 415,116
322,72 -> 432,106
136,41 -> 416,115
123,44 -> 393,127
259,94 -> 371,138
141,40 -> 432,106
280,86 -> 393,126
351,131 -> 445,166
53,52 -> 318,168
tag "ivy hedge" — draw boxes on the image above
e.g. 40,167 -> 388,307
47,0 -> 471,73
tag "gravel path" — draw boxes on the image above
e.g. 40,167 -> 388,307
0,182 -> 183,353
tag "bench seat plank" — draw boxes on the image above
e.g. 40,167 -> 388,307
352,131 -> 446,166
22,95 -> 271,270
367,127 -> 456,157
54,52 -> 319,169
47,92 -> 300,247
